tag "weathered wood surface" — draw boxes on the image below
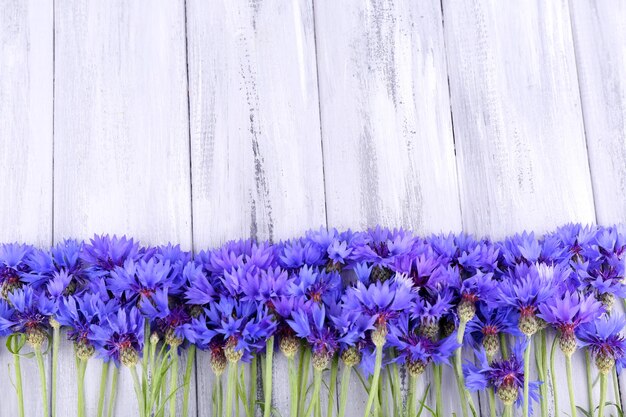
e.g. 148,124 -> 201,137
1,0 -> 626,415
0,1 -> 53,417
53,1 -> 193,417
186,0 -> 326,416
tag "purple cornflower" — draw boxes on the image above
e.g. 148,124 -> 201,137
0,243 -> 34,299
467,305 -> 519,358
57,293 -> 119,359
108,258 -> 178,307
388,313 -> 458,376
350,227 -> 416,281
0,286 -> 55,348
538,290 -> 603,355
289,266 -> 341,307
80,235 -> 142,276
287,303 -> 339,369
497,263 -> 563,336
464,341 -> 540,408
577,313 -> 626,374
90,306 -> 144,366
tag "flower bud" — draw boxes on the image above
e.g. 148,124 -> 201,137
165,328 -> 183,348
76,339 -> 95,361
224,338 -> 243,363
598,292 -> 615,312
26,327 -> 47,349
370,266 -> 393,283
371,325 -> 387,347
407,359 -> 427,377
150,332 -> 160,345
312,351 -> 331,371
419,321 -> 439,341
483,334 -> 499,359
441,319 -> 456,338
595,352 -> 615,375
279,335 -> 299,359
189,305 -> 203,319
458,298 -> 476,323
341,346 -> 361,367
518,313 -> 538,336
558,331 -> 577,357
497,383 -> 518,405
121,347 -> 139,367
210,349 -> 227,376
1,280 -> 21,300
325,260 -> 342,273
49,317 -> 61,329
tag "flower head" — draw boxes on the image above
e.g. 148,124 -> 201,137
90,306 -> 144,366
577,313 -> 626,373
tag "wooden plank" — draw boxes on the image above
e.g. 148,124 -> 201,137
569,0 -> 626,225
186,0 -> 326,415
569,0 -> 626,408
442,0 -> 598,414
53,1 -> 193,416
314,0 -> 462,415
0,1 -> 53,417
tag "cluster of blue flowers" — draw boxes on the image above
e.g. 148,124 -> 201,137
1,224 -> 625,417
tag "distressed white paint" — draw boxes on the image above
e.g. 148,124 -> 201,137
443,0 -> 599,415
443,0 -> 595,240
314,0 -> 463,415
53,1 -> 193,417
0,1 -> 53,417
186,0 -> 326,416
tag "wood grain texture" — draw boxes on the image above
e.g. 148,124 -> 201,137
0,1 -> 53,417
443,0 -> 595,240
443,0 -> 599,414
53,1 -> 194,416
315,0 -> 462,234
569,0 -> 626,226
186,0 -> 326,416
314,0 -> 463,415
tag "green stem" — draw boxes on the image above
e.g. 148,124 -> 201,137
327,355 -> 338,417
338,364 -> 352,417
613,370 -> 622,411
169,349 -> 179,417
504,404 -> 513,417
305,369 -> 322,417
298,348 -> 311,417
550,336 -> 559,417
34,346 -> 49,417
536,331 -> 548,417
97,361 -> 110,417
218,376 -> 223,417
52,325 -> 60,417
389,356 -> 401,417
500,333 -> 509,359
182,345 -> 195,417
107,364 -> 119,417
250,355 -> 258,417
599,372 -> 607,417
364,343 -> 384,417
78,359 -> 87,417
289,357 -> 298,417
566,355 -> 577,417
264,337 -> 274,417
13,351 -> 24,417
226,362 -> 238,417
487,388 -> 496,417
408,374 -> 417,417
454,320 -> 469,417
434,364 -> 443,417
142,319 -> 150,408
131,365 -> 146,417
522,336 -> 532,417
586,349 -> 594,415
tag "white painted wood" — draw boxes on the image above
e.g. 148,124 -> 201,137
442,0 -> 598,415
443,0 -> 595,241
569,1 -> 626,225
0,1 -> 53,417
569,1 -> 626,409
186,1 -> 326,416
314,0 -> 463,415
53,1 -> 193,416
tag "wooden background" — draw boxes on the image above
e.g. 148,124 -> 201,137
0,0 -> 624,415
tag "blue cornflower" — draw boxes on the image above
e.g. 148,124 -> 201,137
289,266 -> 341,307
577,313 -> 626,374
287,303 -> 339,369
538,290 -> 603,355
57,293 -> 119,359
388,313 -> 458,376
90,306 -> 144,367
108,258 -> 178,307
467,304 -> 519,358
0,243 -> 34,299
80,235 -> 142,276
464,341 -> 540,408
184,262 -> 217,307
350,227 -> 416,281
0,286 -> 55,348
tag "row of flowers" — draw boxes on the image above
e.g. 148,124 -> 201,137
0,224 -> 625,417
